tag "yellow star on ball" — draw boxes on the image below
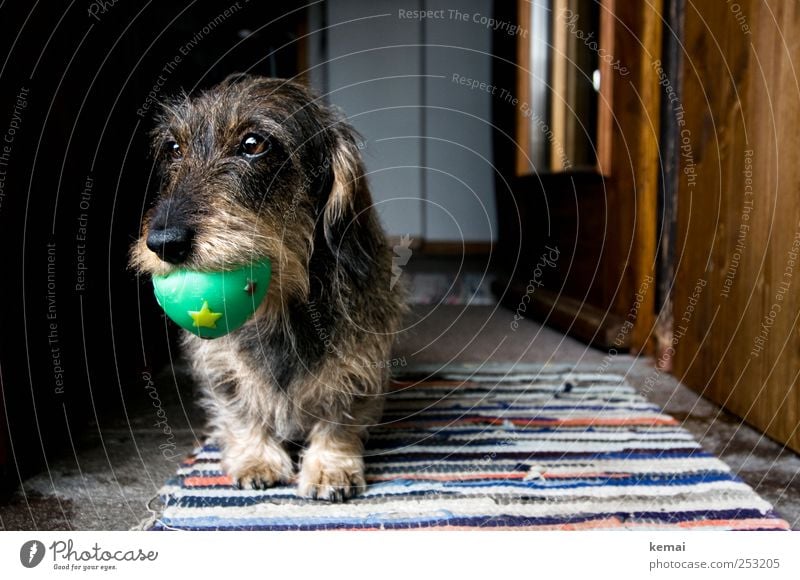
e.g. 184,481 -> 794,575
188,301 -> 223,329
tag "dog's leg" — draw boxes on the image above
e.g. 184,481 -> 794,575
187,337 -> 295,490
297,423 -> 366,501
218,419 -> 294,490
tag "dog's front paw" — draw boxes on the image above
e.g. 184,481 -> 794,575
297,455 -> 366,502
223,445 -> 294,490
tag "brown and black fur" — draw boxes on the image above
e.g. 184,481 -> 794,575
131,75 -> 405,501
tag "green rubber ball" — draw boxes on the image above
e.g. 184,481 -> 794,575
151,258 -> 271,339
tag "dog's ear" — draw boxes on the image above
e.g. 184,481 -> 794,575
322,123 -> 367,244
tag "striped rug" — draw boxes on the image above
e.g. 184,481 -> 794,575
147,369 -> 790,530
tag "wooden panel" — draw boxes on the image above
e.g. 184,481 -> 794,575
673,0 -> 800,452
550,0 -> 570,171
598,0 -> 662,350
595,0 -> 615,175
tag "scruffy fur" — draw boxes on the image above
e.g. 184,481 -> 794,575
131,75 -> 405,501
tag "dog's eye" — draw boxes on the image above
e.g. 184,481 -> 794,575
165,141 -> 183,161
238,133 -> 270,158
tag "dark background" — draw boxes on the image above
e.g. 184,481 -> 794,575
0,0 -> 308,487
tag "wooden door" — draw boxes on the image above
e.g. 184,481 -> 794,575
672,0 -> 800,452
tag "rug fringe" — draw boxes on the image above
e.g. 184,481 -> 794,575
131,493 -> 167,531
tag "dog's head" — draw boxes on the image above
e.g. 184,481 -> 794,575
130,75 -> 370,312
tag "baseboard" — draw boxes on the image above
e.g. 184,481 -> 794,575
492,275 -> 630,351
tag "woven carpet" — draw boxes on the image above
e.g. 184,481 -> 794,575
148,369 -> 790,530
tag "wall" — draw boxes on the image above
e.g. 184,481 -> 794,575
314,0 -> 497,242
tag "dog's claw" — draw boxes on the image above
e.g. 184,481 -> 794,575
228,468 -> 292,491
297,462 -> 366,502
223,445 -> 295,491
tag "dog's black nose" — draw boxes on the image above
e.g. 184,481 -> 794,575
146,226 -> 194,264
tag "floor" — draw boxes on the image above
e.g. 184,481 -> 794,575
2,277 -> 799,530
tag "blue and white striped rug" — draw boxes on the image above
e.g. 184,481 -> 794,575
146,369 -> 790,530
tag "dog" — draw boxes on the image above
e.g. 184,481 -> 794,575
131,75 -> 405,501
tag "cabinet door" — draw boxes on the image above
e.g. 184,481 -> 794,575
325,0 -> 425,239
